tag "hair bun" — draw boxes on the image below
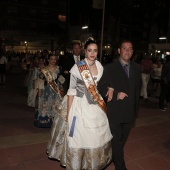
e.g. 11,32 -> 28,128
84,37 -> 95,45
84,37 -> 97,49
87,37 -> 94,41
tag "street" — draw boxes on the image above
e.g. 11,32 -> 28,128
0,72 -> 170,170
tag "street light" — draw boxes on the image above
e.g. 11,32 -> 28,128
82,26 -> 88,34
25,41 -> 28,52
81,26 -> 89,46
82,26 -> 88,29
159,37 -> 167,43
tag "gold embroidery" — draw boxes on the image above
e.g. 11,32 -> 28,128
77,60 -> 107,113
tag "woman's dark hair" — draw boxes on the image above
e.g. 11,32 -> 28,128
84,37 -> 97,49
48,53 -> 57,59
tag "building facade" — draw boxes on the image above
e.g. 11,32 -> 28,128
0,0 -> 68,52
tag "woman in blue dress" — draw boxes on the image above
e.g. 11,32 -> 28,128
34,54 -> 64,128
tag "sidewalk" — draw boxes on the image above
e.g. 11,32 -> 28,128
0,72 -> 170,170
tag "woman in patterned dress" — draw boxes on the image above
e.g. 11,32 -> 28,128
34,54 -> 63,128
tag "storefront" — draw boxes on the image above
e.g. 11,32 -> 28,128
149,43 -> 170,59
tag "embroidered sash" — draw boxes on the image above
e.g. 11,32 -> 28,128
41,67 -> 63,99
77,60 -> 107,113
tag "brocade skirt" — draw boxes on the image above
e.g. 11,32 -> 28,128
46,95 -> 112,170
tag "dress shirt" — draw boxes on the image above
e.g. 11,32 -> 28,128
73,55 -> 80,63
119,59 -> 130,77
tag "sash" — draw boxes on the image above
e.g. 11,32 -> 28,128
77,60 -> 107,113
41,67 -> 64,99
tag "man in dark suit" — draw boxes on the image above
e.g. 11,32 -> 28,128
58,40 -> 84,93
98,39 -> 141,170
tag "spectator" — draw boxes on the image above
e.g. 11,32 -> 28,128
140,53 -> 153,102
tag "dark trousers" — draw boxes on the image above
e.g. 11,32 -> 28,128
159,81 -> 170,108
110,122 -> 132,170
166,82 -> 170,103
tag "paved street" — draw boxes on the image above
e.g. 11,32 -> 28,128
0,72 -> 170,170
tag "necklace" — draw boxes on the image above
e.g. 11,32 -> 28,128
89,61 -> 96,66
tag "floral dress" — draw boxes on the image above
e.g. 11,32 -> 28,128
34,66 -> 62,128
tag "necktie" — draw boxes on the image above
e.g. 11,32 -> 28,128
76,56 -> 80,62
124,64 -> 129,77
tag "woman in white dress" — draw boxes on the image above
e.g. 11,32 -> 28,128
66,37 -> 112,169
47,37 -> 113,170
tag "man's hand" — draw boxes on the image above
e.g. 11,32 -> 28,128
117,92 -> 128,100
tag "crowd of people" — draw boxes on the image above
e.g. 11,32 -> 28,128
139,52 -> 170,111
1,37 -> 170,170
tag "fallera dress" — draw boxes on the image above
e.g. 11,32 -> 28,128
27,66 -> 44,107
47,59 -> 113,170
34,66 -> 62,128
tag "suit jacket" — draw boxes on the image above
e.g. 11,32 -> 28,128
98,58 -> 141,124
58,53 -> 84,92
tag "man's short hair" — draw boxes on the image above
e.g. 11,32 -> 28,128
72,40 -> 82,47
118,39 -> 133,48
